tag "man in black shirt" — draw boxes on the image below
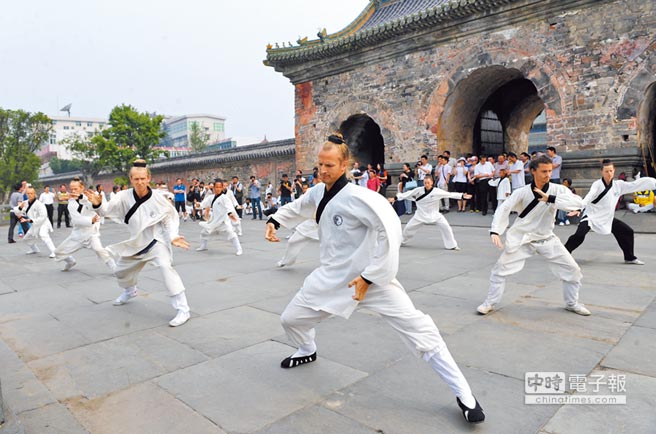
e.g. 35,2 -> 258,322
278,174 -> 293,206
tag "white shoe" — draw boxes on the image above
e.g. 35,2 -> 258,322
49,252 -> 56,259
238,231 -> 243,236
476,303 -> 494,315
565,220 -> 570,225
26,246 -> 40,255
448,246 -> 461,251
236,248 -> 243,256
565,304 -> 591,316
558,222 -> 565,226
63,258 -> 77,271
625,258 -> 644,265
113,288 -> 137,306
196,246 -> 208,251
276,260 -> 285,268
169,310 -> 190,327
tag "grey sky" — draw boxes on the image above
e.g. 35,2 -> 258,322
1,0 -> 368,141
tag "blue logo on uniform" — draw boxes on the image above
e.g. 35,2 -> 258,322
333,215 -> 343,226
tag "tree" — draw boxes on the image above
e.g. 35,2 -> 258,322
0,108 -> 51,202
61,133 -> 107,185
49,156 -> 83,174
189,121 -> 209,152
92,104 -> 168,176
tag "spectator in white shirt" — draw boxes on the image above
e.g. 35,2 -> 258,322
473,154 -> 495,215
507,152 -> 526,190
546,147 -> 562,184
39,185 -> 55,225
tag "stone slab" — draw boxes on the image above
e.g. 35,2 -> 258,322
156,341 -> 367,433
28,330 -> 207,401
69,382 -> 224,434
601,326 -> 656,378
445,319 -> 611,381
14,403 -> 88,434
635,300 -> 656,329
254,405 -> 379,434
327,355 -> 557,434
162,305 -> 284,358
542,369 -> 656,434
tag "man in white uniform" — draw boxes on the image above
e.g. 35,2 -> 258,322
392,176 -> 471,249
197,179 -> 243,255
477,155 -> 590,316
265,134 -> 485,424
224,184 -> 243,236
14,187 -> 56,257
54,178 -> 116,272
564,159 -> 656,265
85,160 -> 191,327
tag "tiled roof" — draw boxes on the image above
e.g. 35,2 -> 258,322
359,0 -> 451,31
150,139 -> 295,171
265,0 -> 517,67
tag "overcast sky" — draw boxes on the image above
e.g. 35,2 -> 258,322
1,0 -> 369,141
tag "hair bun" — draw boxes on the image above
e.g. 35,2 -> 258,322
133,159 -> 147,168
327,133 -> 345,144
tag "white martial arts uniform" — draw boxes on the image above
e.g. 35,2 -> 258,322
579,177 -> 656,234
54,195 -> 115,270
13,199 -> 56,255
271,175 -> 475,404
225,188 -> 243,236
278,219 -> 319,267
396,186 -> 465,249
94,187 -> 189,313
488,177 -> 511,207
482,182 -> 584,309
198,192 -> 242,253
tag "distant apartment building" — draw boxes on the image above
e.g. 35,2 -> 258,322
39,116 -> 107,160
161,114 -> 226,151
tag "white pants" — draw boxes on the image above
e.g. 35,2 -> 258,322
232,218 -> 242,234
114,241 -> 185,296
403,215 -> 458,249
628,202 -> 654,213
26,234 -> 56,254
484,236 -> 582,307
280,283 -> 474,401
200,223 -> 238,242
55,234 -> 113,265
280,231 -> 316,266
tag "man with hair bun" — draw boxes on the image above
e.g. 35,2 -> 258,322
196,178 -> 243,255
265,133 -> 485,424
53,177 -> 116,272
477,155 -> 589,316
13,186 -> 57,257
564,158 -> 656,265
85,159 -> 192,327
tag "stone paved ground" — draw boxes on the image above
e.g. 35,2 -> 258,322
1,210 -> 655,434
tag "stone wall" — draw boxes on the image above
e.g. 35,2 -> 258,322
281,0 -> 656,183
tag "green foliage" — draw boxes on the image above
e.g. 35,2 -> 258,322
92,104 -> 168,176
189,121 -> 209,152
63,104 -> 169,183
49,156 -> 83,174
0,108 -> 51,201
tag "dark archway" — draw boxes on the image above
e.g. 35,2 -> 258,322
439,66 -> 546,156
338,114 -> 385,166
638,82 -> 656,177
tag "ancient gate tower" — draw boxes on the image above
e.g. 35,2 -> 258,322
266,0 -> 656,183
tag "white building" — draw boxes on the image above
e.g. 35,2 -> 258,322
39,116 -> 107,160
162,114 -> 226,149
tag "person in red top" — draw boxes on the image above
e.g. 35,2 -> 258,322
366,168 -> 381,193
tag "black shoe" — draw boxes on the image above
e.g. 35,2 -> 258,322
8,239 -> 16,244
457,397 -> 485,423
280,352 -> 317,369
